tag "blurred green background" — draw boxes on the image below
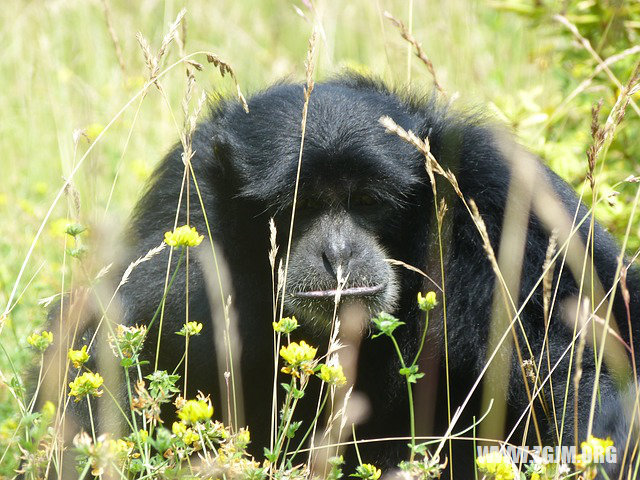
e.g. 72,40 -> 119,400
0,0 -> 639,473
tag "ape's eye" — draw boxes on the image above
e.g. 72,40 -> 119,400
351,193 -> 377,207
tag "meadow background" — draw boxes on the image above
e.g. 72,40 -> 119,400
1,0 -> 639,476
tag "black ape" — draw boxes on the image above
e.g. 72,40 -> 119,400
55,76 -> 640,476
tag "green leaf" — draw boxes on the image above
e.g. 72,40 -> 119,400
371,312 -> 404,338
286,421 -> 302,438
399,365 -> 424,384
263,447 -> 277,463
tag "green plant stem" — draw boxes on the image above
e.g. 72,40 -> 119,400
411,310 -> 430,367
153,248 -> 185,370
184,334 -> 190,397
389,334 -> 416,461
78,460 -> 91,480
288,389 -> 329,465
172,351 -> 187,375
272,378 -> 295,465
86,397 -> 97,443
277,393 -> 303,462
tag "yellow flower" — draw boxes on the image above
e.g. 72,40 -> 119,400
235,428 -> 251,449
50,217 -> 73,237
42,401 -> 56,421
109,324 -> 147,359
417,291 -> 438,311
575,435 -> 614,469
183,428 -> 199,445
68,345 -> 90,368
272,316 -> 299,334
164,225 -> 204,248
108,438 -> 133,461
172,421 -> 199,445
354,463 -> 381,480
476,452 -> 515,480
172,421 -> 186,436
582,435 -> 614,454
68,372 -> 104,402
27,331 -> 53,352
177,399 -> 214,424
85,123 -> 104,143
318,363 -> 347,387
177,321 -> 203,337
280,341 -> 317,377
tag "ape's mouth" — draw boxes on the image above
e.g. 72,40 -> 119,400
291,283 -> 386,299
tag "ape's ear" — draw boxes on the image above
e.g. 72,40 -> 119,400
187,123 -> 235,185
210,132 -> 234,181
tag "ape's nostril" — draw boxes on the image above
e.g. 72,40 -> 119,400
322,241 -> 353,278
322,251 -> 335,277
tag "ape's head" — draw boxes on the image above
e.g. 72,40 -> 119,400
219,79 -> 430,326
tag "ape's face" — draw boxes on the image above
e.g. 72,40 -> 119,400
283,191 -> 399,324
221,82 -> 427,326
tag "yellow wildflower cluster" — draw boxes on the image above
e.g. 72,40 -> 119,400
177,321 -> 203,337
280,340 -> 317,377
354,463 -> 382,480
318,363 -> 347,387
109,323 -> 147,359
476,452 -> 515,480
235,428 -> 251,449
27,331 -> 53,352
417,291 -> 438,311
177,398 -> 214,425
109,438 -> 135,463
272,316 -> 298,334
73,432 -> 133,476
41,400 -> 56,420
68,345 -> 90,368
172,421 -> 199,445
575,435 -> 614,471
69,372 -> 104,402
203,432 -> 261,479
85,123 -> 104,143
164,225 -> 204,248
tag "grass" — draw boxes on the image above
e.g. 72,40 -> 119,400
1,0 -> 640,478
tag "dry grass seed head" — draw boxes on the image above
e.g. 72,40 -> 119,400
119,242 -> 166,287
268,218 -> 279,270
205,53 -> 249,113
542,229 -> 558,320
383,10 -> 446,96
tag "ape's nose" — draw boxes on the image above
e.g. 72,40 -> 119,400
322,238 -> 353,278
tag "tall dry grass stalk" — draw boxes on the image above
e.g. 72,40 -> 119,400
271,27 -> 318,460
479,138 -> 542,448
100,0 -> 126,75
383,10 -> 446,96
310,305 -> 367,478
539,230 -> 560,441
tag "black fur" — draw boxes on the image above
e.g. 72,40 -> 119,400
48,76 -> 640,477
